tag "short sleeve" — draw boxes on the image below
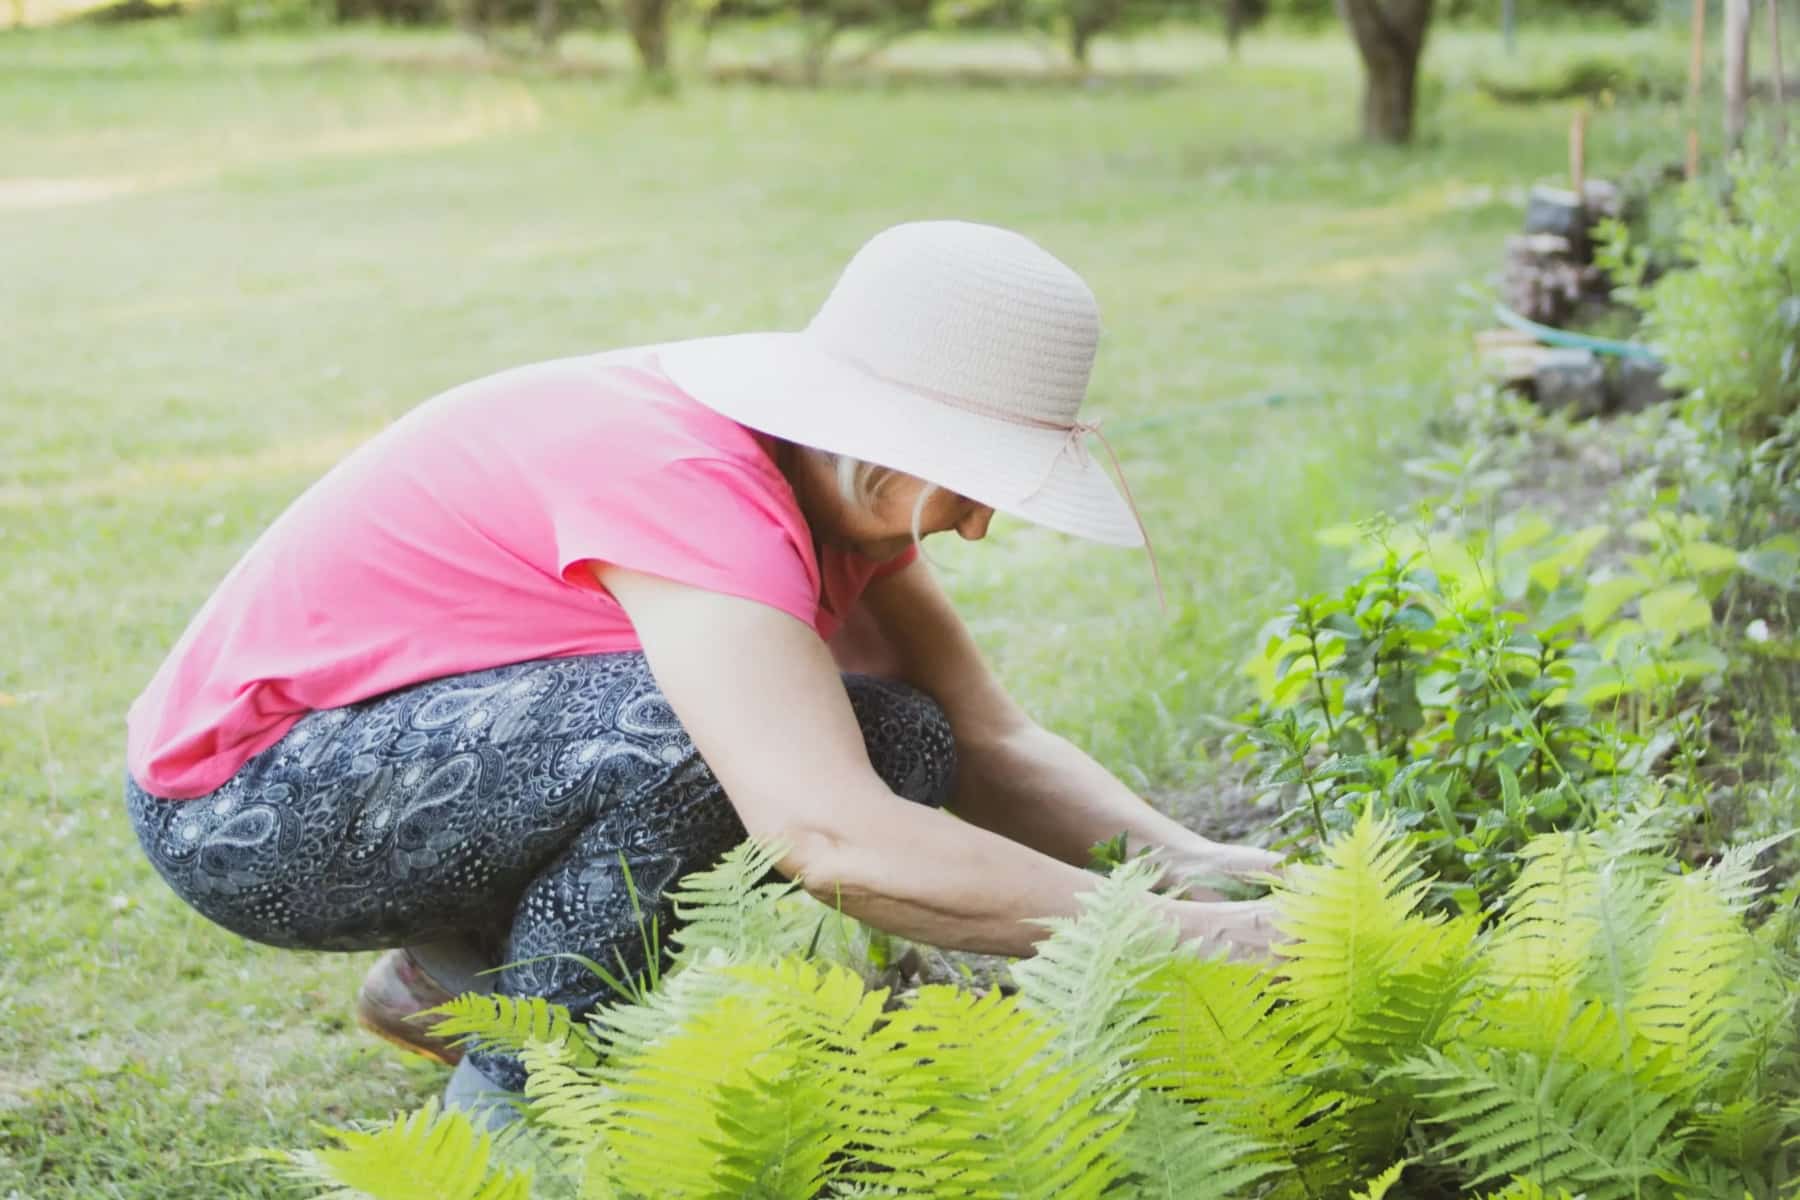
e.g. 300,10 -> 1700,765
545,455 -> 822,629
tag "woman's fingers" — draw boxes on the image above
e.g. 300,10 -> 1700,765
1175,898 -> 1286,964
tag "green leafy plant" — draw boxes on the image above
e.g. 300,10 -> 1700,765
1598,150 -> 1800,438
1234,497 -> 1753,902
265,816 -> 1800,1199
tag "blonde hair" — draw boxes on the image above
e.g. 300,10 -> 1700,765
822,450 -> 942,550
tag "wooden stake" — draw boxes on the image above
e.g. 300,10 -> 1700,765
1570,107 -> 1589,197
1688,0 -> 1707,177
1726,0 -> 1751,151
1772,0 -> 1789,150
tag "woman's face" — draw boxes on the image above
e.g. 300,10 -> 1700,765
784,448 -> 994,561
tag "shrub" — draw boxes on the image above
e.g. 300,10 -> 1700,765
266,819 -> 1800,1199
1233,495 -> 1751,904
1599,151 -> 1800,438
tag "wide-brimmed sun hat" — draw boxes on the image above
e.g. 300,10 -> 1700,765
655,220 -> 1149,550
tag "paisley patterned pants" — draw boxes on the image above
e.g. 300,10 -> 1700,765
125,653 -> 956,1088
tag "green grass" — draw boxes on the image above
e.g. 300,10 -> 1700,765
0,19 -> 1703,1197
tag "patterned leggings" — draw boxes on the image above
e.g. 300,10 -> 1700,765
125,653 -> 956,1088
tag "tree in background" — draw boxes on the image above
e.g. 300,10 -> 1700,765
620,0 -> 672,73
1334,0 -> 1433,142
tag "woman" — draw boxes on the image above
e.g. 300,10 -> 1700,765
124,220 -> 1282,1116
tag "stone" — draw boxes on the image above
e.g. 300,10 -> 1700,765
1502,233 -> 1597,326
1616,355 -> 1672,412
1581,178 -> 1625,222
1533,348 -> 1606,418
1525,185 -> 1589,247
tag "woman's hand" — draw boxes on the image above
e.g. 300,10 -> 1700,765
1152,838 -> 1286,901
1170,897 -> 1285,964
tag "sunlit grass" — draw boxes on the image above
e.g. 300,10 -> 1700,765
0,21 -> 1694,1197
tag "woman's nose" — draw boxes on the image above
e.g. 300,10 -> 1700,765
956,505 -> 995,541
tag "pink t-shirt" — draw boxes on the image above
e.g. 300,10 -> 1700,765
126,351 -> 914,800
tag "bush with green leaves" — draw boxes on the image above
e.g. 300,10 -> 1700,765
1597,151 -> 1800,438
1233,491 -> 1764,904
266,816 -> 1800,1199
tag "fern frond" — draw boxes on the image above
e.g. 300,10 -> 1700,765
1488,829 -> 1606,994
585,948 -> 749,1064
427,994 -> 597,1068
1687,1096 -> 1790,1169
594,957 -> 887,1199
1273,811 -> 1481,1059
1629,866 -> 1760,1087
1136,952 -> 1348,1175
1107,1091 -> 1282,1200
1478,1178 -> 1578,1200
274,1100 -> 533,1200
517,1038 -> 614,1164
705,1068 -> 843,1200
867,984 -> 1127,1199
1348,1159 -> 1408,1199
1012,858 -> 1183,1108
1453,988 -> 1656,1078
666,839 -> 816,964
1403,1046 -> 1685,1200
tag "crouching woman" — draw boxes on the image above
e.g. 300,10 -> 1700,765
122,221 -> 1282,1116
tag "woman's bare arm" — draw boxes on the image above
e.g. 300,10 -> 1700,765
859,558 -> 1283,896
593,564 -> 1277,959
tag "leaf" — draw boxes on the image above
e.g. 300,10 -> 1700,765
427,994 -> 599,1068
1350,1160 -> 1409,1200
1402,1047 -> 1685,1200
1681,540 -> 1741,575
272,1100 -> 534,1200
1108,1091 -> 1283,1200
1581,576 -> 1649,634
1013,858 -> 1183,1109
1273,812 -> 1481,1059
1739,535 -> 1800,591
1637,583 -> 1712,640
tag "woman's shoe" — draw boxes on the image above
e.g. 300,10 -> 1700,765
354,948 -> 466,1066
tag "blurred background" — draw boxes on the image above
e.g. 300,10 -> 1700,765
2,0 -> 1795,1193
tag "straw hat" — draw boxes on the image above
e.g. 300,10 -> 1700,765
655,221 -> 1146,548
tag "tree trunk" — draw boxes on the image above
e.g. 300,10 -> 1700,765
533,0 -> 561,53
1224,0 -> 1246,58
799,16 -> 839,86
1724,0 -> 1751,149
452,0 -> 493,47
1070,22 -> 1092,68
625,0 -> 671,75
1333,0 -> 1434,144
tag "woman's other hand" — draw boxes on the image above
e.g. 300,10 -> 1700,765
1152,838 -> 1286,901
1170,897 -> 1285,964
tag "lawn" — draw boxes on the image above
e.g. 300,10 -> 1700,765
0,19 -> 1699,1197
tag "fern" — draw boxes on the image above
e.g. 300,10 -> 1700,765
1629,866 -> 1759,1087
428,994 -> 599,1068
271,823 -> 1800,1200
1011,858 -> 1182,1109
1487,822 -> 1661,995
270,1100 -> 533,1200
591,959 -> 889,1199
1348,1159 -> 1408,1199
665,840 -> 817,965
517,1038 -> 615,1165
1107,1091 -> 1282,1200
1274,810 -> 1482,1060
1402,1046 -> 1685,1200
869,984 -> 1127,1199
1135,951 -> 1350,1184
584,949 -> 750,1065
1478,1179 -> 1579,1200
